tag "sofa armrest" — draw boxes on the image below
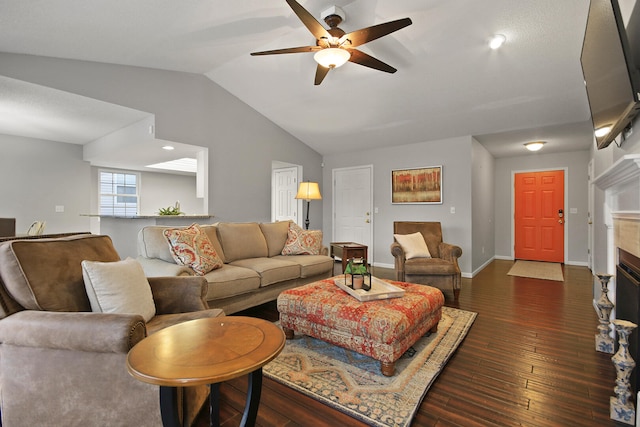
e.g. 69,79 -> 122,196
0,310 -> 146,353
148,276 -> 209,314
390,242 -> 406,281
439,242 -> 463,264
321,246 -> 329,256
137,256 -> 194,277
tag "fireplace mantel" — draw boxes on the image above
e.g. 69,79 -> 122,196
594,154 -> 640,190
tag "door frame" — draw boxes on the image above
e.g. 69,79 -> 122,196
511,167 -> 568,262
332,164 -> 374,262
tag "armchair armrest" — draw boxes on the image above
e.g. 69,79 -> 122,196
137,256 -> 194,277
148,276 -> 209,314
0,310 -> 146,353
439,242 -> 463,263
390,242 -> 406,281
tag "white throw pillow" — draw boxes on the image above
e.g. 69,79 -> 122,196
82,257 -> 156,322
394,232 -> 432,259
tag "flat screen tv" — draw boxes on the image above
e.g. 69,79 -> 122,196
581,0 -> 640,149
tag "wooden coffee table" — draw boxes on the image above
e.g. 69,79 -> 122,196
127,316 -> 285,427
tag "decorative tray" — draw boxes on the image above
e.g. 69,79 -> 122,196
333,276 -> 405,301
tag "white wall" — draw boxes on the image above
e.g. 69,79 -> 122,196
494,150 -> 590,265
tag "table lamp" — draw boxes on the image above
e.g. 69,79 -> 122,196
295,181 -> 322,229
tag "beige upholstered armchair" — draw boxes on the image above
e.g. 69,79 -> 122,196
390,221 -> 462,300
0,234 -> 224,427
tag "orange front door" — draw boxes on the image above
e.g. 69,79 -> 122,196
514,170 -> 564,263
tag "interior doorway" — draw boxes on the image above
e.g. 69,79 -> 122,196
514,169 -> 565,263
332,165 -> 373,261
272,163 -> 302,226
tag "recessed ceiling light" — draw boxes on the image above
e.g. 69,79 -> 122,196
489,34 -> 506,49
162,145 -> 175,150
524,141 -> 546,151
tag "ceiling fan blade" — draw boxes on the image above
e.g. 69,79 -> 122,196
314,65 -> 330,85
251,45 -> 322,56
340,18 -> 412,47
347,49 -> 397,73
286,0 -> 331,41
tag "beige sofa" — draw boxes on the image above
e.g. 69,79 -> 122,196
137,221 -> 334,314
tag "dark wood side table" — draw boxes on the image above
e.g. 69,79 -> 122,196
126,316 -> 285,427
330,242 -> 368,273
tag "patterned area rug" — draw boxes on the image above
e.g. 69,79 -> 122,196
507,260 -> 564,281
264,307 -> 476,427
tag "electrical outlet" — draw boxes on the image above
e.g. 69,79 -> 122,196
450,206 -> 456,214
55,205 -> 64,213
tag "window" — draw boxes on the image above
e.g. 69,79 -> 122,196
99,170 -> 139,216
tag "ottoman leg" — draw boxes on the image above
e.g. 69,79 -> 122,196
430,323 -> 438,333
283,327 -> 295,339
381,361 -> 395,377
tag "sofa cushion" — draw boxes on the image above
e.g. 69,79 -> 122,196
81,257 -> 156,322
405,257 -> 458,275
146,308 -> 225,335
394,232 -> 432,259
273,254 -> 334,278
138,224 -> 225,264
281,222 -> 323,255
230,257 -> 300,287
203,264 -> 261,300
164,224 -> 223,275
0,235 -> 120,312
259,221 -> 290,257
217,223 -> 268,262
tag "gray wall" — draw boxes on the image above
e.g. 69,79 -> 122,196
494,150 -> 590,265
471,138 -> 496,274
322,136 -> 474,275
0,53 -> 324,226
0,134 -> 92,234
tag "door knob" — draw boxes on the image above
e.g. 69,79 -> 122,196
366,212 -> 370,216
365,219 -> 370,223
559,219 -> 564,224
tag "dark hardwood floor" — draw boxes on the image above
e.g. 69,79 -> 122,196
197,260 -> 623,426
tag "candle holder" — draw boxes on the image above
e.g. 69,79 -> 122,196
611,319 -> 638,424
594,273 -> 615,353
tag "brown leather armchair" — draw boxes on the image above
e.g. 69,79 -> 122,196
0,234 -> 224,426
390,221 -> 462,299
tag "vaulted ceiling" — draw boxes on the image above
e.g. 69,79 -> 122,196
0,0 -> 595,165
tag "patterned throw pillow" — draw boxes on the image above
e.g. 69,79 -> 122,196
163,223 -> 223,275
281,222 -> 323,255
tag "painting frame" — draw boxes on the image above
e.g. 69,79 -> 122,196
391,165 -> 443,204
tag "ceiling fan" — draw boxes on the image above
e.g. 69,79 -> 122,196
250,0 -> 412,85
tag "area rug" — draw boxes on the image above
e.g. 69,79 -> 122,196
263,306 -> 476,427
507,260 -> 564,281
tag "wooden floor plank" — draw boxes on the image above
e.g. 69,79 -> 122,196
195,260 -> 621,426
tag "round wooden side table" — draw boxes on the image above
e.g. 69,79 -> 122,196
127,316 -> 285,427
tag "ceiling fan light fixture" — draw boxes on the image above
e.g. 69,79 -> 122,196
595,125 -> 612,138
524,141 -> 546,151
489,34 -> 506,49
314,48 -> 351,69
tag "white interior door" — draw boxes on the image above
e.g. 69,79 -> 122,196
273,167 -> 299,223
333,165 -> 373,260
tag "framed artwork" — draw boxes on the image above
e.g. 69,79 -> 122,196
391,166 -> 443,204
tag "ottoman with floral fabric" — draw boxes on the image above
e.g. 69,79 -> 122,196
277,276 -> 445,376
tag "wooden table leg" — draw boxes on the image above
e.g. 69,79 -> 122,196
240,368 -> 263,426
159,386 -> 181,427
210,383 -> 221,427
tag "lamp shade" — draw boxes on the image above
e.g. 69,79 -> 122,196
314,48 -> 351,69
295,182 -> 322,201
